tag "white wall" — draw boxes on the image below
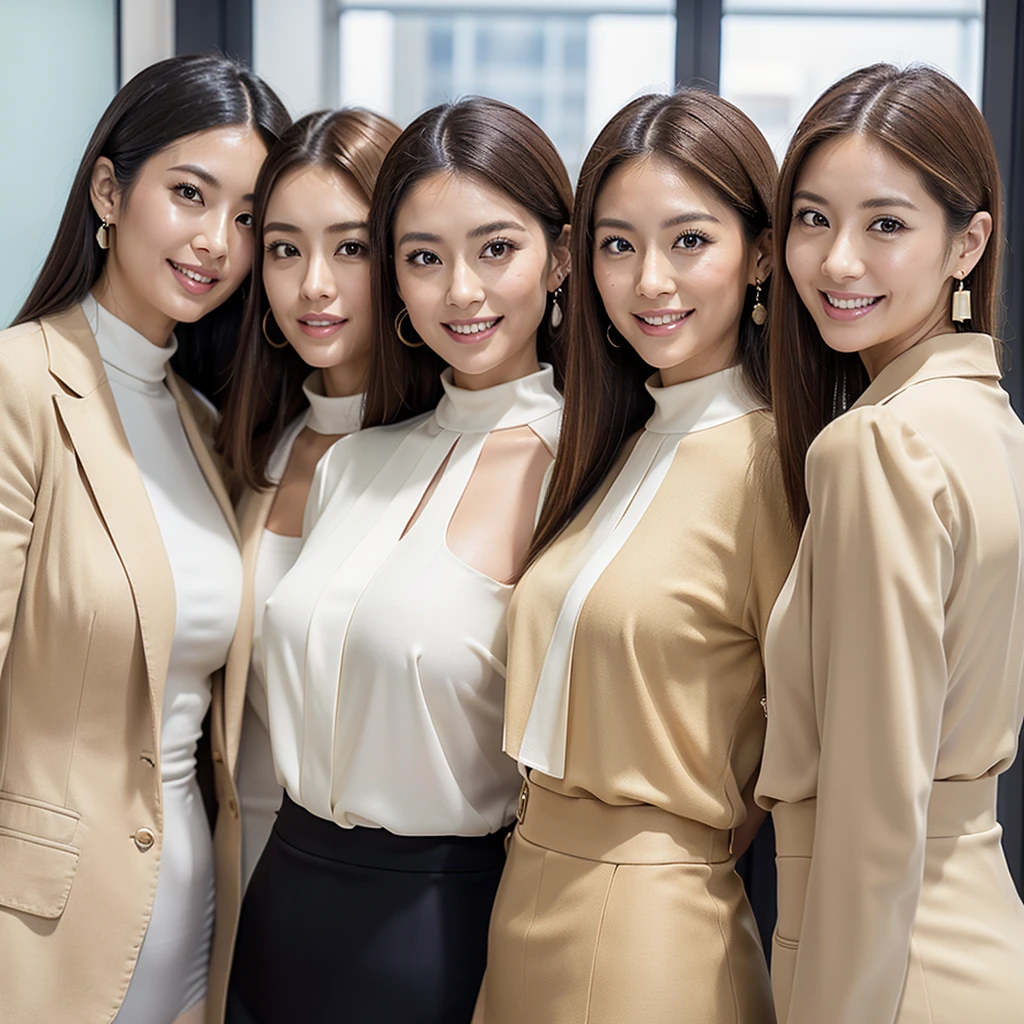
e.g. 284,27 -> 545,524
121,0 -> 174,83
0,0 -> 117,324
254,0 -> 325,118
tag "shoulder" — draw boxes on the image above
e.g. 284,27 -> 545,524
0,321 -> 50,381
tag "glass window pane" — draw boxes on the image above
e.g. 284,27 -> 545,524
719,1 -> 985,159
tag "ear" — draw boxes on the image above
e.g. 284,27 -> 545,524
546,223 -> 572,292
952,210 -> 993,279
747,228 -> 773,286
90,157 -> 120,224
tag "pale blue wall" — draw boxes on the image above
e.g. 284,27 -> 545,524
0,0 -> 117,324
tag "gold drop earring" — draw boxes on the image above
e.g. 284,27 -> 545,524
952,271 -> 972,323
96,217 -> 110,250
751,278 -> 767,326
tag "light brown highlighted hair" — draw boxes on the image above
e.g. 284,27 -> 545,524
526,89 -> 777,568
770,63 -> 1004,526
363,97 -> 573,427
217,108 -> 401,491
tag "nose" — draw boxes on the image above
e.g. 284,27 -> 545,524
300,251 -> 337,303
447,257 -> 486,308
821,227 -> 865,282
192,208 -> 230,262
637,246 -> 673,299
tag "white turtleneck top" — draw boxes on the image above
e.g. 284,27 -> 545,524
235,374 -> 364,887
81,293 -> 242,1023
262,365 -> 562,836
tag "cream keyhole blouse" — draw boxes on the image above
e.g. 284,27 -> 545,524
262,365 -> 562,836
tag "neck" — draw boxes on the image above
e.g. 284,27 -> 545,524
321,356 -> 369,399
92,266 -> 175,348
858,310 -> 957,380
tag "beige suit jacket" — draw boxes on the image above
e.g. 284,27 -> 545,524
0,306 -> 248,1024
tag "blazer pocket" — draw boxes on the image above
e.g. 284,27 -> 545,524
0,793 -> 81,919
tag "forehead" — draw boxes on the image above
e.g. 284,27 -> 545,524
595,154 -> 737,225
147,124 -> 268,186
795,134 -> 925,203
267,164 -> 369,223
395,170 -> 535,232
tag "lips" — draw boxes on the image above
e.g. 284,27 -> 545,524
297,314 -> 347,339
819,290 -> 883,321
632,308 -> 692,337
168,259 -> 219,296
442,316 -> 503,345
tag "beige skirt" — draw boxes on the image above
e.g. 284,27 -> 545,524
772,777 -> 1024,1024
474,779 -> 774,1024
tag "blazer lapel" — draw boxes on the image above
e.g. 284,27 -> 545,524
44,309 -> 176,734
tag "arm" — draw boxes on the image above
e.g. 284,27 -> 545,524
787,407 -> 954,1024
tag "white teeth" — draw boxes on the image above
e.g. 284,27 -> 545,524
447,319 -> 497,335
639,311 -> 687,326
304,320 -> 336,327
171,261 -> 214,284
825,294 -> 878,309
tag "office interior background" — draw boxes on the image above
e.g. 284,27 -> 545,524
1,0 -> 1023,910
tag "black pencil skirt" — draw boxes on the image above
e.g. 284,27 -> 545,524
226,794 -> 508,1024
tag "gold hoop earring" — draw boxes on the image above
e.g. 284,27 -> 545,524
952,272 -> 972,323
95,217 -> 110,250
606,323 -> 622,349
262,309 -> 289,349
395,307 -> 425,348
751,278 -> 767,326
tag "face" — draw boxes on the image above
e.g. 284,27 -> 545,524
262,165 -> 373,396
393,171 -> 569,390
593,155 -> 764,387
785,134 -> 991,376
91,125 -> 267,344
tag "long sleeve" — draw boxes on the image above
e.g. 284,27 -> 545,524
787,406 -> 956,1024
0,352 -> 38,680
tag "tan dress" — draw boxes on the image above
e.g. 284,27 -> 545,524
479,367 -> 796,1024
756,332 -> 1024,1024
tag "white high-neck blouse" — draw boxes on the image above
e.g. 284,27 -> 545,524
262,365 -> 562,836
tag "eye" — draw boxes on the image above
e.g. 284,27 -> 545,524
265,240 -> 300,259
870,216 -> 905,235
405,249 -> 441,267
236,212 -> 254,229
599,236 -> 634,255
796,209 -> 829,228
674,231 -> 710,251
482,238 -> 517,259
173,182 -> 203,204
336,240 -> 368,258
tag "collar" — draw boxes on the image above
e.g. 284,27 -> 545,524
302,371 -> 364,436
645,364 -> 765,436
853,332 -> 1001,410
81,292 -> 177,385
434,363 -> 563,434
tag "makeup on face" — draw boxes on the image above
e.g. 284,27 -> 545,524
262,165 -> 374,396
592,155 -> 755,387
785,134 -> 961,374
393,171 -> 566,391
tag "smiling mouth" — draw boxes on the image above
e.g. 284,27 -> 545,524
168,260 -> 217,285
444,317 -> 502,336
635,311 -> 689,326
823,293 -> 882,310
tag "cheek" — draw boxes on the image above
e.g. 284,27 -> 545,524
785,235 -> 820,292
262,264 -> 296,314
337,264 -> 372,317
226,231 -> 254,283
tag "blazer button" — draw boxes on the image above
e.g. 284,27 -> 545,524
132,827 -> 156,852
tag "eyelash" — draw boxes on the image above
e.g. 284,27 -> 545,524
869,216 -> 906,235
599,235 -> 633,254
172,181 -> 203,204
674,230 -> 712,250
265,240 -> 299,258
482,237 -> 518,259
405,249 -> 440,266
795,208 -> 907,235
266,240 -> 368,259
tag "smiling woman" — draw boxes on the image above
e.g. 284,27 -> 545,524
0,54 -> 288,1024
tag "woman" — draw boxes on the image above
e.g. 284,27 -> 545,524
226,97 -> 571,1024
477,90 -> 794,1024
0,55 -> 288,1024
756,63 -> 1024,1024
216,108 -> 400,890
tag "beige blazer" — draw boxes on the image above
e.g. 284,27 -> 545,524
756,333 -> 1024,1024
0,306 -> 249,1024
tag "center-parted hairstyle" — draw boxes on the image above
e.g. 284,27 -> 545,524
363,97 -> 573,427
14,53 -> 290,400
217,108 -> 401,490
770,63 -> 1004,527
526,90 -> 777,567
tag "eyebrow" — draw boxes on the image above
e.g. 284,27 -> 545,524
594,212 -> 719,231
169,163 -> 256,203
264,220 -> 369,235
793,189 -> 918,212
467,219 -> 528,238
397,231 -> 442,246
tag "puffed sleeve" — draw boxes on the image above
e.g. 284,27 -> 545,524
786,406 -> 956,1024
0,352 -> 38,678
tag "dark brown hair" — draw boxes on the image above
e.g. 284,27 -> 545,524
527,89 -> 777,566
217,108 -> 401,491
363,97 -> 573,427
771,63 -> 1004,527
13,54 -> 290,400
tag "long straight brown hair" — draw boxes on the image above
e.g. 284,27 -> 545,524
526,90 -> 777,567
216,108 -> 401,491
771,63 -> 1004,527
13,54 -> 289,400
363,97 -> 573,427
